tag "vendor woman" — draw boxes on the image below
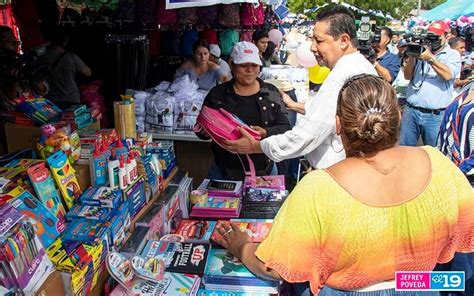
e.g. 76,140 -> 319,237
175,40 -> 229,91
196,42 -> 290,180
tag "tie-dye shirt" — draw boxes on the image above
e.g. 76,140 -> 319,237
255,146 -> 474,295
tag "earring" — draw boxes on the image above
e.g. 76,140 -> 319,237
331,133 -> 344,153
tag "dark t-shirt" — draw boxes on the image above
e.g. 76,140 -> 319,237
43,48 -> 87,104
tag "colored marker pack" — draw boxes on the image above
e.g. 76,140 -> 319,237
47,151 -> 82,210
27,162 -> 66,223
63,219 -> 109,245
79,186 -> 122,209
8,186 -> 64,248
65,204 -> 112,222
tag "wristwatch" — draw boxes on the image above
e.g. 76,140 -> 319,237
428,57 -> 437,64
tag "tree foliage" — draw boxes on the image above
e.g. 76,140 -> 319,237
288,0 -> 447,20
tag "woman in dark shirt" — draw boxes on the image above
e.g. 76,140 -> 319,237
196,41 -> 290,180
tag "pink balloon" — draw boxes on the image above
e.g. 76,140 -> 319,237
468,16 -> 474,24
296,42 -> 317,68
268,29 -> 283,45
460,16 -> 468,22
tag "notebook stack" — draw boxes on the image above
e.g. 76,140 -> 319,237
189,196 -> 242,219
202,248 -> 279,294
241,176 -> 288,219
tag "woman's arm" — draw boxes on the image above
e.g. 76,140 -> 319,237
215,223 -> 282,281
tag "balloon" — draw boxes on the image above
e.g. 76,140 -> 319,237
268,29 -> 283,45
460,16 -> 468,22
468,16 -> 474,24
296,42 -> 317,68
308,65 -> 330,84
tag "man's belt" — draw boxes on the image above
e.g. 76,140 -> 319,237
407,103 -> 446,115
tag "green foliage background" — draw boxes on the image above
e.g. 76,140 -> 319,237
288,0 -> 447,20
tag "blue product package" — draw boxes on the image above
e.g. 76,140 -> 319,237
65,204 -> 112,222
80,187 -> 122,209
8,187 -> 64,248
63,219 -> 109,245
107,214 -> 126,250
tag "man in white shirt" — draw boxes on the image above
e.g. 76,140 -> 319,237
209,44 -> 232,80
222,5 -> 377,169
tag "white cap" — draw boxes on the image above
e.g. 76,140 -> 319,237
230,41 -> 262,66
209,44 -> 221,58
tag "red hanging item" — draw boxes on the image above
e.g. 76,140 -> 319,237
0,4 -> 20,42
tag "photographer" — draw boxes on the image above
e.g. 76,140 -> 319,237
449,37 -> 471,97
372,27 -> 400,83
401,21 -> 462,147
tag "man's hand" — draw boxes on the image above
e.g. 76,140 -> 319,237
418,46 -> 435,62
250,125 -> 267,139
222,127 -> 262,154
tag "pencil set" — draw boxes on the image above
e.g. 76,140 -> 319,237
0,204 -> 53,292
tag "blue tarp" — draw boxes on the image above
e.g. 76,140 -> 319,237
422,0 -> 474,21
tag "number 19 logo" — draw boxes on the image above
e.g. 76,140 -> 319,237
430,272 -> 465,291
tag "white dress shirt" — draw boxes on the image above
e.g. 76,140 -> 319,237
260,51 -> 378,169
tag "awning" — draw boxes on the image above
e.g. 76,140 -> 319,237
422,0 -> 474,21
166,0 -> 259,9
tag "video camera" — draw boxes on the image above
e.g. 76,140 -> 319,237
0,47 -> 50,86
357,16 -> 381,60
404,32 -> 440,57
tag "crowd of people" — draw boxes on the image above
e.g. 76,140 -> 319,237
190,5 -> 474,296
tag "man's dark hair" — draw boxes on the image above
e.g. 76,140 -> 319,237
315,5 -> 357,47
49,29 -> 69,47
448,37 -> 465,48
252,29 -> 269,42
381,27 -> 393,40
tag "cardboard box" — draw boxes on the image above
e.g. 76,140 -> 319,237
75,163 -> 91,191
35,271 -> 65,296
5,123 -> 41,153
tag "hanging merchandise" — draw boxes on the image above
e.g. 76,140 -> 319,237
219,3 -> 241,27
114,98 -> 137,139
181,30 -> 199,57
240,1 -> 264,26
105,34 -> 150,97
197,5 -> 219,26
178,7 -> 198,25
161,30 -> 180,56
200,28 -> 218,45
219,29 -> 240,56
240,30 -> 254,42
156,0 -> 178,25
135,0 -> 158,25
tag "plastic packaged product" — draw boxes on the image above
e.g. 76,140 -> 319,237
108,150 -> 120,189
129,151 -> 138,181
90,144 -> 108,187
119,158 -> 128,190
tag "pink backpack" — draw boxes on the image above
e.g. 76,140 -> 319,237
194,106 -> 261,181
241,2 -> 264,26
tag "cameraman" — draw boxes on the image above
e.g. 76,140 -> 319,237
401,21 -> 462,147
372,27 -> 400,83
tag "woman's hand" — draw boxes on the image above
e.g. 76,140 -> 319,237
214,223 -> 252,259
251,126 -> 267,139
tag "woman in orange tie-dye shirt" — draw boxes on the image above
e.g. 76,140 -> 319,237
214,74 -> 474,295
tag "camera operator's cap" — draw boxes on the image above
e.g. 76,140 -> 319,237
209,44 -> 221,58
231,41 -> 262,66
428,21 -> 449,36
